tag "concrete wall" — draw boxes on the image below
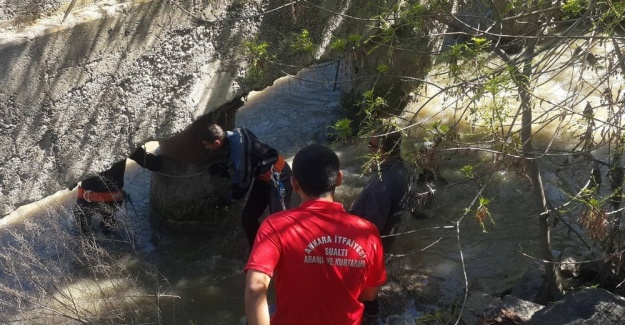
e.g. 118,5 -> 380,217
0,0 -> 387,215
1,0 -> 73,27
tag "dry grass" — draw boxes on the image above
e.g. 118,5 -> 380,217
0,202 -> 175,324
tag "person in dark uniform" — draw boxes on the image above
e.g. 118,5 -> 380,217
350,130 -> 409,322
200,124 -> 293,248
72,146 -> 162,235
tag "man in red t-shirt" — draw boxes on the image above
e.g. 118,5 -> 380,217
244,144 -> 387,325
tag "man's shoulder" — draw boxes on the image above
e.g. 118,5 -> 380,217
266,205 -> 361,223
260,209 -> 295,228
264,210 -> 381,241
237,127 -> 257,137
265,206 -> 306,221
347,213 -> 380,233
381,163 -> 409,183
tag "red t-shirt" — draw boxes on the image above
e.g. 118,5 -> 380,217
245,199 -> 387,325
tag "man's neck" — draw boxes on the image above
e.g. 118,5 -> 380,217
298,193 -> 334,203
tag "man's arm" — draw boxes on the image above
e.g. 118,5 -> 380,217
245,270 -> 272,325
360,229 -> 387,302
358,286 -> 381,302
128,146 -> 162,171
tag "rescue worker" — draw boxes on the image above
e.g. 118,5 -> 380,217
200,124 -> 293,248
350,130 -> 409,322
72,146 -> 162,235
245,144 -> 386,325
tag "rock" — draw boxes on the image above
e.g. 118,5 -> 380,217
526,288 -> 625,325
578,259 -> 603,282
386,311 -> 417,325
559,252 -> 582,278
510,260 -> 550,305
479,295 -> 544,325
461,291 -> 502,325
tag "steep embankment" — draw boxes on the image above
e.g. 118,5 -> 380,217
0,0 -> 388,215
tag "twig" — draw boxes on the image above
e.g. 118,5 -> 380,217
518,246 -> 625,265
454,173 -> 492,325
62,0 -> 78,22
380,225 -> 455,238
386,236 -> 447,259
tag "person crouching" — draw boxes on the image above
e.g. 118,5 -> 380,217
72,146 -> 162,235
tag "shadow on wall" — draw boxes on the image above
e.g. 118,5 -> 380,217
0,0 -> 387,216
1,0 -> 185,214
159,97 -> 243,164
0,0 -> 244,214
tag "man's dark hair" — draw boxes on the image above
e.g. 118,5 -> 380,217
378,129 -> 402,156
292,144 -> 340,197
200,124 -> 226,143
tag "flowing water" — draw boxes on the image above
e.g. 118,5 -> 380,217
1,52 -> 621,323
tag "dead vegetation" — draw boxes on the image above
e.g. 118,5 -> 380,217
0,203 -> 176,324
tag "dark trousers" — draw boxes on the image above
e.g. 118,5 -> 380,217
241,178 -> 293,247
74,198 -> 123,234
364,218 -> 401,318
363,299 -> 380,318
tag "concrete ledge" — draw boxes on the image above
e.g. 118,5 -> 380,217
0,0 -> 396,217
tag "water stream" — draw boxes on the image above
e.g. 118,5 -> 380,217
1,54 -> 620,324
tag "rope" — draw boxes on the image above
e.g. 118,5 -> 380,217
123,191 -> 139,218
270,166 -> 286,211
154,171 -> 205,179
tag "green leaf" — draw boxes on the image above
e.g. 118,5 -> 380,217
330,39 -> 347,51
291,29 -> 315,54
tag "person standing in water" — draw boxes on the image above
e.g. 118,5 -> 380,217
199,123 -> 293,247
350,130 -> 408,322
244,144 -> 386,325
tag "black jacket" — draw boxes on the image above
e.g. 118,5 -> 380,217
350,157 -> 408,236
80,147 -> 162,192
